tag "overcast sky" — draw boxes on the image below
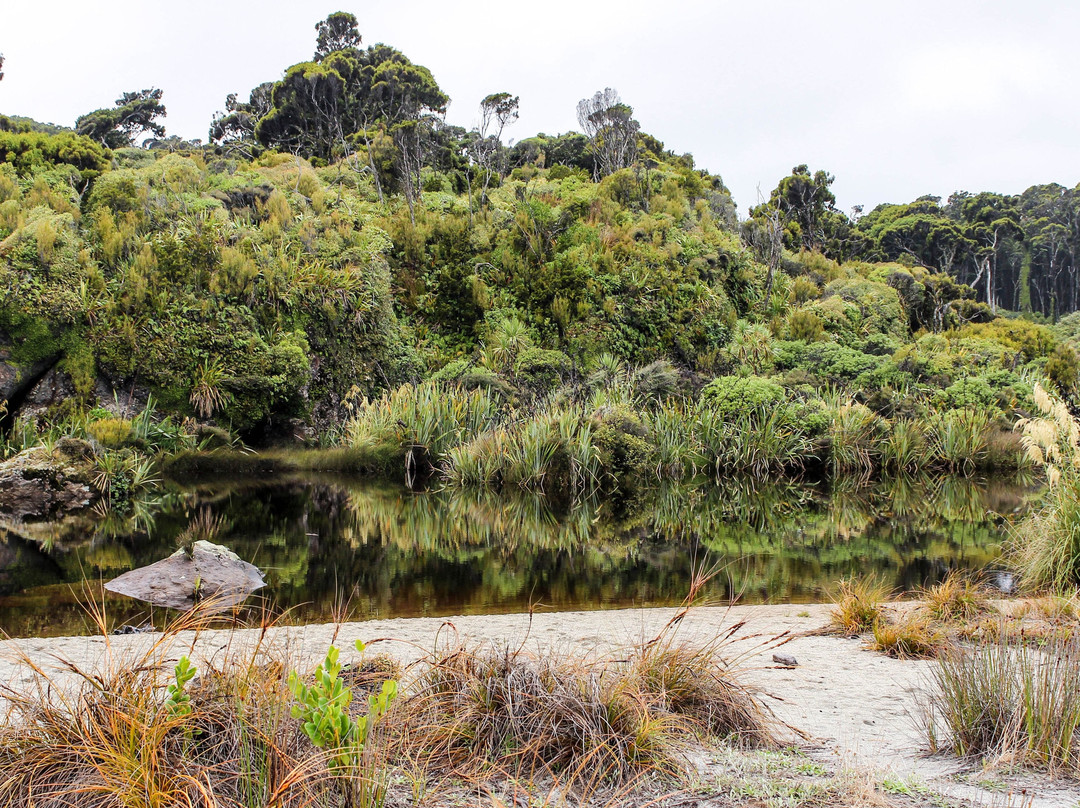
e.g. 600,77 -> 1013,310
3,0 -> 1078,214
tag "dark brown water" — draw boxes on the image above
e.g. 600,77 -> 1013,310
0,473 -> 1035,638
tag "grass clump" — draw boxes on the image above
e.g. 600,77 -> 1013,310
829,577 -> 890,635
393,635 -> 775,785
870,612 -> 945,660
920,570 -> 992,623
926,633 -> 1080,773
0,607 -> 395,808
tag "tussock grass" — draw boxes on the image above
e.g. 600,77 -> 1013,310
882,419 -> 925,474
828,403 -> 884,477
0,587 -> 783,805
698,406 -> 815,477
1026,593 -> 1080,622
920,570 -> 993,623
927,408 -> 992,473
870,612 -> 945,660
393,628 -> 777,786
926,633 -> 1080,773
0,607 -> 345,808
829,577 -> 890,635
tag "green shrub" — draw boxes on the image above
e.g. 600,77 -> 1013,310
822,277 -> 907,340
87,418 -> 133,449
787,309 -> 825,342
861,333 -> 900,356
593,406 -> 651,482
700,375 -> 786,419
935,376 -> 999,414
1046,343 -> 1080,397
800,343 -> 884,383
955,319 -> 1055,362
514,347 -> 571,391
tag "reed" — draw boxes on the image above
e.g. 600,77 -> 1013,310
1010,383 -> 1080,592
926,633 -> 1080,773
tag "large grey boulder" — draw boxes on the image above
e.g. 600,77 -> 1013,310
105,540 -> 265,611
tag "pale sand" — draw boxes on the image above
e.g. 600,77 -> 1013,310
2,603 -> 1078,807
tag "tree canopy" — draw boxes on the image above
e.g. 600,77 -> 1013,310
75,89 -> 167,148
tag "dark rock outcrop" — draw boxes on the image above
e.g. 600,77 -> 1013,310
0,440 -> 99,520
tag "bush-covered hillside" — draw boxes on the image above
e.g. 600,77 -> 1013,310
1,12 -> 1078,485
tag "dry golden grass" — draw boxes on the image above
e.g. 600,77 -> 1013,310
870,612 -> 946,660
828,577 -> 891,635
919,570 -> 993,623
388,619 -> 778,790
0,605 -> 334,808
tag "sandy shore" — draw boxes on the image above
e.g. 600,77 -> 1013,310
3,603 -> 1078,807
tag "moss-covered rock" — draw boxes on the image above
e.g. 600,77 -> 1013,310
0,441 -> 98,519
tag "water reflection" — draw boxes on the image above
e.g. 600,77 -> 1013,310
0,473 -> 1035,637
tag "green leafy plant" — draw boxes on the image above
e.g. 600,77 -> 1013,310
164,656 -> 196,719
288,641 -> 398,770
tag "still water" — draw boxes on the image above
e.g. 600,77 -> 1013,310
0,473 -> 1035,637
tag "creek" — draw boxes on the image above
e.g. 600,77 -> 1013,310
0,471 -> 1036,638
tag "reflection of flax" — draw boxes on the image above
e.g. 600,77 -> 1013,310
342,486 -> 617,559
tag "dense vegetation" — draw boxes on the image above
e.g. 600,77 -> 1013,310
2,12 -> 1078,495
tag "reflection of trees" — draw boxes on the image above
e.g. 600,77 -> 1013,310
0,472 -> 1042,637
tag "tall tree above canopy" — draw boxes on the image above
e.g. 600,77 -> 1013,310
76,89 -> 166,148
947,191 -> 1023,312
576,88 -> 639,179
0,53 -> 5,82
209,82 -> 273,159
760,164 -> 838,252
314,11 -> 362,61
254,63 -> 347,160
469,92 -> 519,209
254,40 -> 447,204
857,197 -> 972,275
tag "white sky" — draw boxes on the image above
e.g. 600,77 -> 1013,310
3,0 -> 1078,214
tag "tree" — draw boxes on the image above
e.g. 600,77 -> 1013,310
0,53 -> 5,82
76,89 -> 166,148
741,192 -> 787,308
470,92 -> 518,210
857,199 -> 973,275
576,88 -> 639,179
255,41 -> 447,206
255,60 -> 349,161
760,164 -> 838,252
209,82 -> 273,159
948,192 -> 1023,312
314,12 -> 362,61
